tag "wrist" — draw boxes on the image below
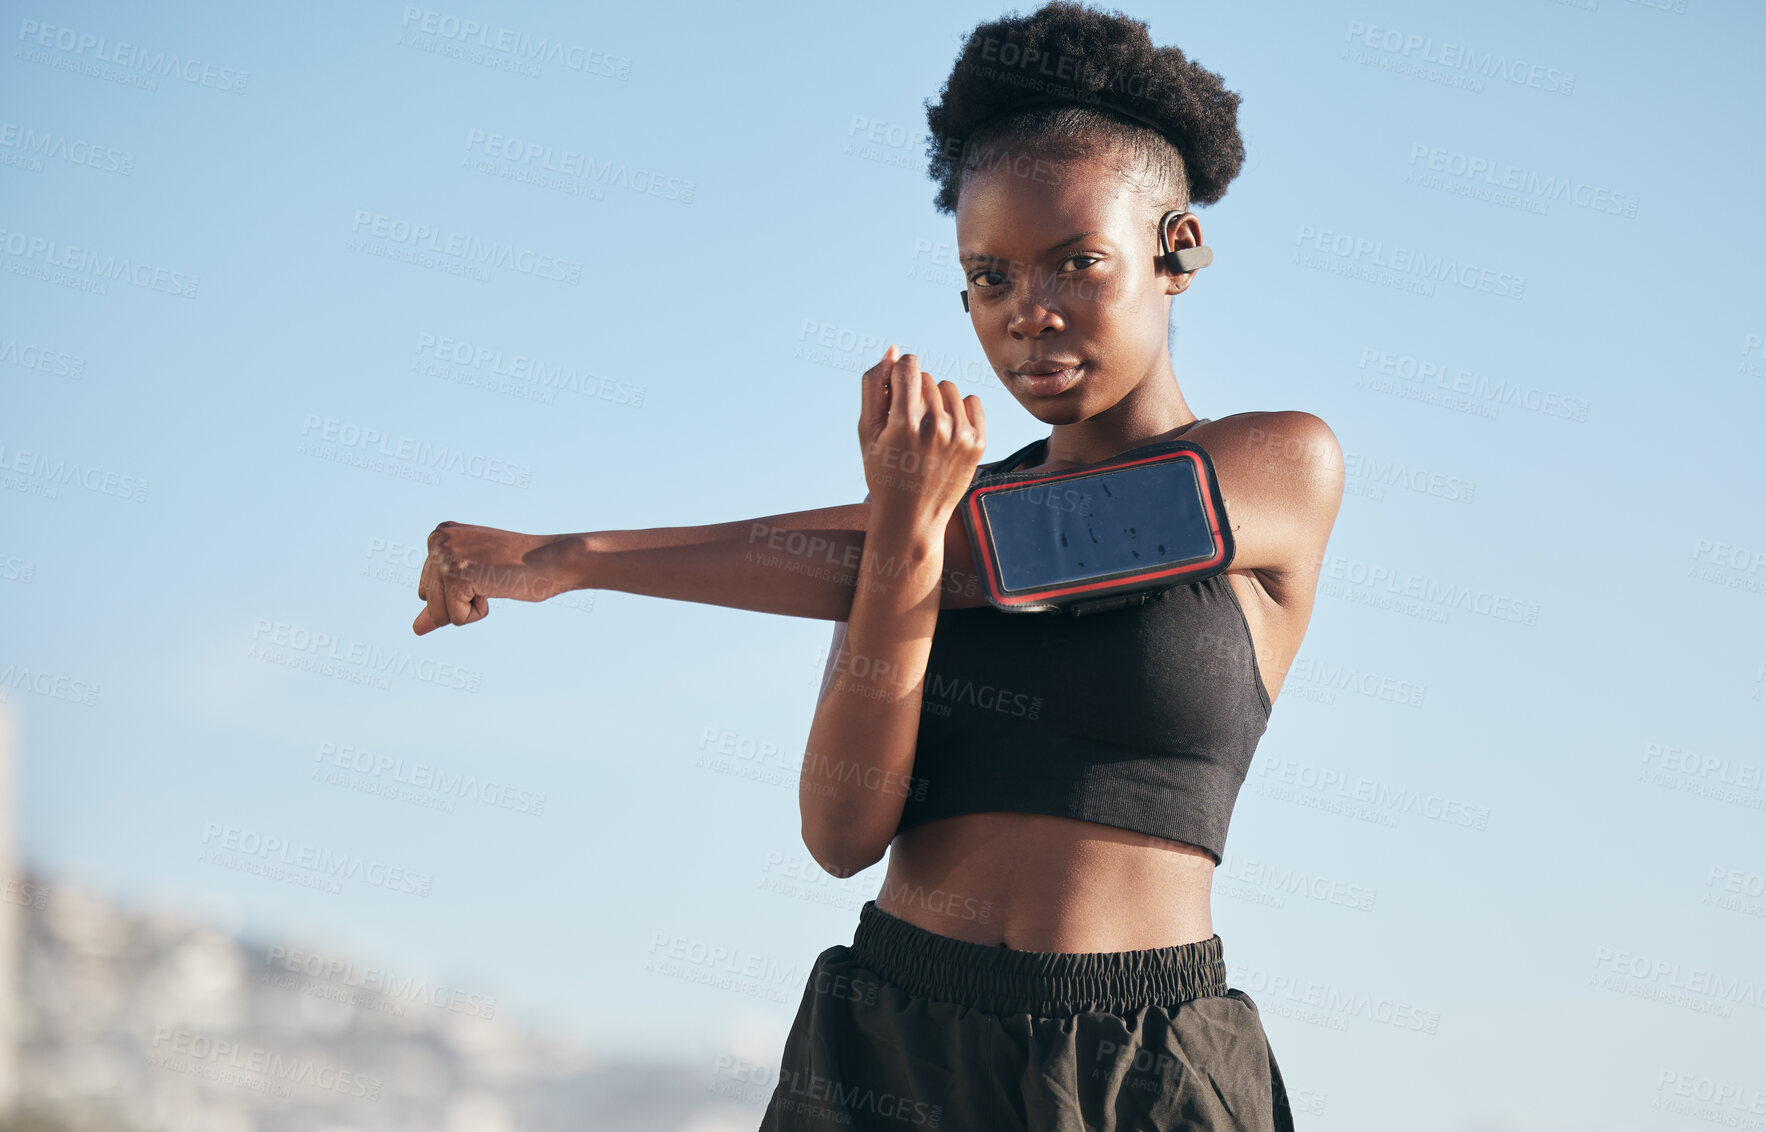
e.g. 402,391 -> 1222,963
563,532 -> 600,591
866,505 -> 948,559
859,509 -> 947,597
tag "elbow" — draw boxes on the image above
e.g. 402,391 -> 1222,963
801,819 -> 888,880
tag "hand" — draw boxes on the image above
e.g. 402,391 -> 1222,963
413,522 -> 582,635
858,344 -> 986,530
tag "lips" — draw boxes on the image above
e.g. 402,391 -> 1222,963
1013,362 -> 1084,396
1016,359 -> 1083,375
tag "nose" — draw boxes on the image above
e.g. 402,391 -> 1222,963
1007,292 -> 1065,339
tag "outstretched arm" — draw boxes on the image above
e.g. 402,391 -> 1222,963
413,493 -> 985,634
582,498 -> 983,620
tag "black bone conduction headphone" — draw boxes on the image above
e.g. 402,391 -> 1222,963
959,209 -> 1213,313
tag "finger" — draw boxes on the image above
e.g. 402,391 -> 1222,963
920,369 -> 949,438
936,379 -> 962,423
417,526 -> 458,634
861,343 -> 899,436
939,381 -> 973,465
892,352 -> 924,426
882,352 -> 894,419
444,569 -> 477,626
425,556 -> 450,634
964,395 -> 988,445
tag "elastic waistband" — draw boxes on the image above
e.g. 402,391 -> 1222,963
850,900 -> 1228,1017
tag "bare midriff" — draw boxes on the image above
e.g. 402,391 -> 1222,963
874,811 -> 1217,953
867,505 -> 1298,955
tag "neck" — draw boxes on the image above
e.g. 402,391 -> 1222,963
1039,359 -> 1199,469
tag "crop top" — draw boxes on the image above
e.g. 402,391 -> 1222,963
892,427 -> 1274,863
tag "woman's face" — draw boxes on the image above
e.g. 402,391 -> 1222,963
954,148 -> 1199,425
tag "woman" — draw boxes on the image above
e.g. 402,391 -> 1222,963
414,3 -> 1343,1128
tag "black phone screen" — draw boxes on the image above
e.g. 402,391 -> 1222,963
979,459 -> 1217,593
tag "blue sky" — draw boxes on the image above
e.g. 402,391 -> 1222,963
4,1 -> 1764,1127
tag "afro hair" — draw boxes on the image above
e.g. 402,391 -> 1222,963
923,1 -> 1245,217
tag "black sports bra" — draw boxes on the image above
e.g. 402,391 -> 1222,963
893,424 -> 1273,862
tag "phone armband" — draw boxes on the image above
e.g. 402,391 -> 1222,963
958,438 -> 1235,615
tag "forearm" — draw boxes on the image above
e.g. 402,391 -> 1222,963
799,511 -> 944,874
571,502 -> 979,620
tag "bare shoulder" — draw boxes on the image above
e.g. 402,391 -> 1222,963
1189,411 -> 1345,596
1198,411 -> 1344,495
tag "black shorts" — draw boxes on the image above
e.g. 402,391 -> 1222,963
760,900 -> 1295,1132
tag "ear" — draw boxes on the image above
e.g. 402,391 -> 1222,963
1160,210 -> 1207,295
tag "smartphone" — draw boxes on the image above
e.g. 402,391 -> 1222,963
958,439 -> 1234,615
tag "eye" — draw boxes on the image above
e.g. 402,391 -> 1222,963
966,254 -> 1102,299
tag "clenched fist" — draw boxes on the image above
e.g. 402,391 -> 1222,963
413,522 -> 584,635
859,344 -> 987,530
